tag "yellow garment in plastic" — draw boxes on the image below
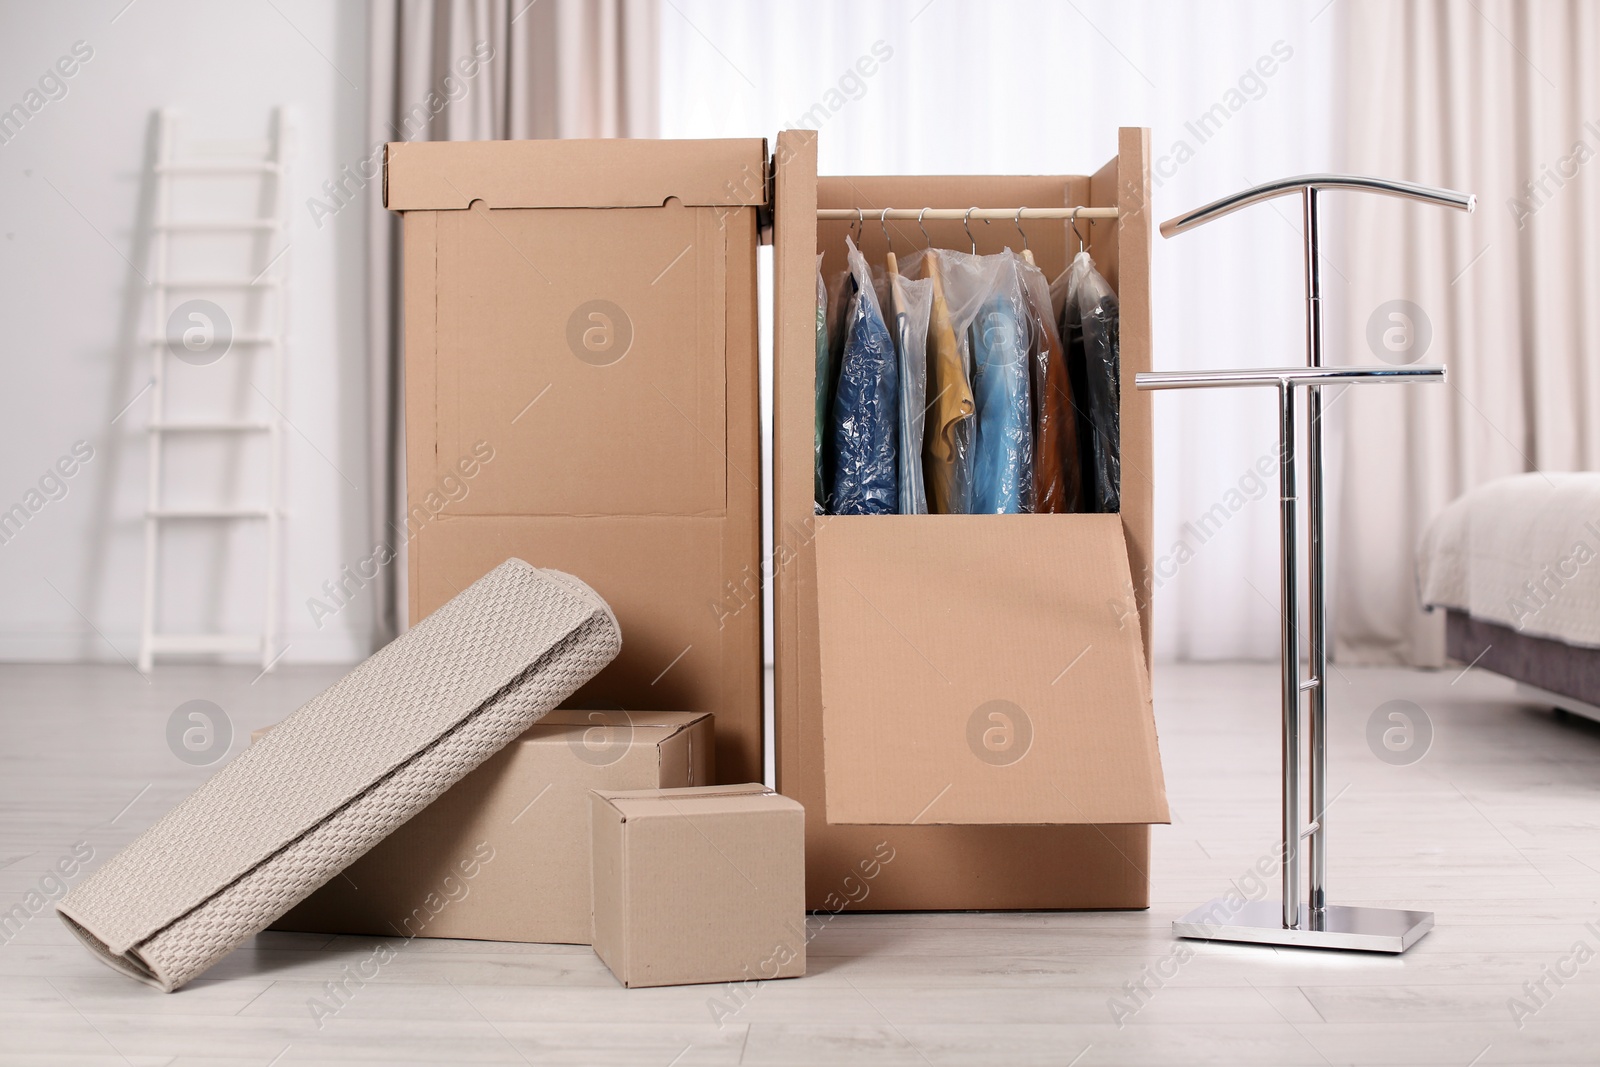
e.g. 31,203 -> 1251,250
920,254 -> 975,513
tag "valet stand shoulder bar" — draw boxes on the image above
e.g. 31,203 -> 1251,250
1141,174 -> 1475,953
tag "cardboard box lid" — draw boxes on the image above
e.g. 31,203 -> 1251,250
593,783 -> 802,820
814,514 -> 1169,826
384,138 -> 770,211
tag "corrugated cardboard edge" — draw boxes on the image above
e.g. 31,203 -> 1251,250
1093,126 -> 1155,666
589,790 -> 629,983
654,713 -> 715,788
592,783 -> 787,817
771,127 -> 818,850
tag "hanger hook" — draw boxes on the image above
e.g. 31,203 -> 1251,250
853,207 -> 864,244
880,207 -> 893,255
1014,207 -> 1029,251
1071,207 -> 1089,254
917,207 -> 931,248
963,207 -> 977,254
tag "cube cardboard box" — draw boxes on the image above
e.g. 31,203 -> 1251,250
267,710 -> 713,945
590,784 -> 805,989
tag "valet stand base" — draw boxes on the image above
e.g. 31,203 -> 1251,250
1173,900 -> 1434,954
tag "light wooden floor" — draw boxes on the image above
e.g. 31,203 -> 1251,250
2,660 -> 1598,1065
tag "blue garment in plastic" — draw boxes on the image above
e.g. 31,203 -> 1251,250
828,238 -> 898,515
968,261 -> 1033,514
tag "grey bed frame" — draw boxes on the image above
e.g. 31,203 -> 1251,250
1446,609 -> 1600,722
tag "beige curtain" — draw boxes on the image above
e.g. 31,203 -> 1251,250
1335,0 -> 1600,666
365,0 -> 659,642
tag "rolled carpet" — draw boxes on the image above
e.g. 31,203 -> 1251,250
57,559 -> 621,992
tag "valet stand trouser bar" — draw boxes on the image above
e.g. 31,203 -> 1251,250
1145,173 -> 1474,954
1139,364 -> 1443,951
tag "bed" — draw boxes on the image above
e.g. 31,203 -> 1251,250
1417,472 -> 1600,720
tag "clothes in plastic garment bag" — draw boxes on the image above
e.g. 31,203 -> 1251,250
1056,249 -> 1121,514
1020,254 -> 1082,512
965,251 -> 1033,514
908,248 -> 983,513
886,251 -> 932,515
827,236 -> 898,515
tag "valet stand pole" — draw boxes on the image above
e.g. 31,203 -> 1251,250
1142,174 -> 1474,953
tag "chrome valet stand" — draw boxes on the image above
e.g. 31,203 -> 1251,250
1141,176 -> 1474,952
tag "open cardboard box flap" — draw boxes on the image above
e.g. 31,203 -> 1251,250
384,137 -> 770,210
815,514 -> 1169,826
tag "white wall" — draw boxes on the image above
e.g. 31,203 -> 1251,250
0,1 -> 373,664
660,0 -> 1341,661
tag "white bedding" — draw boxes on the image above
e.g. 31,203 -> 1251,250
1417,472 -> 1600,649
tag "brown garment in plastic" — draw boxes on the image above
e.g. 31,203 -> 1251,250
920,254 -> 975,514
1021,252 -> 1083,512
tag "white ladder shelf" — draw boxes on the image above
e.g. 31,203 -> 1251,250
138,107 -> 290,673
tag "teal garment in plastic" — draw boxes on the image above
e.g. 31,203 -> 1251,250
828,238 -> 898,515
887,258 -> 931,516
968,257 -> 1033,514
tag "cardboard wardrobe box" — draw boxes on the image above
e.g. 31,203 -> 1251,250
387,130 -> 1169,914
770,128 -> 1169,909
384,139 -> 765,784
590,784 -> 806,989
266,710 -> 713,945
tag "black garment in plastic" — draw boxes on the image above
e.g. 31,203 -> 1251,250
1059,251 -> 1120,514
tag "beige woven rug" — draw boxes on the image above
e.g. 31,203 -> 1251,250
57,559 -> 621,992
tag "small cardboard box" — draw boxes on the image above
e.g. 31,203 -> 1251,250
590,784 -> 806,989
267,710 -> 713,944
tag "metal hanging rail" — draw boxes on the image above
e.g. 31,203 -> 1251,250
816,206 -> 1119,221
1151,173 -> 1473,954
1160,173 -> 1474,237
1135,365 -> 1446,390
